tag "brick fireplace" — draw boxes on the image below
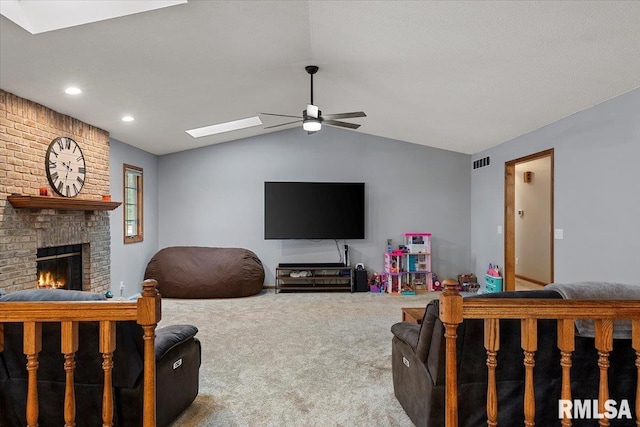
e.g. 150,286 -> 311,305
0,90 -> 113,294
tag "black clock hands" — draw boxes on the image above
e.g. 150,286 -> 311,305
62,161 -> 72,183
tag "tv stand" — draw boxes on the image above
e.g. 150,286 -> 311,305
275,263 -> 353,293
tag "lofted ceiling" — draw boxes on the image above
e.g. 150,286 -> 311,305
1,1 -> 639,156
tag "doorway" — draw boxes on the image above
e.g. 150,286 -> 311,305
504,149 -> 554,291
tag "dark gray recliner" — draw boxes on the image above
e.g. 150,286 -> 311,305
0,289 -> 201,427
391,290 -> 637,426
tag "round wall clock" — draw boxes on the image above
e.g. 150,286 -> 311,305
45,137 -> 86,197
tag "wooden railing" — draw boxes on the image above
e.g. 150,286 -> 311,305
439,279 -> 640,427
0,279 -> 161,427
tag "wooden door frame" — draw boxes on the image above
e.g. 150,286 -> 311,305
504,149 -> 554,291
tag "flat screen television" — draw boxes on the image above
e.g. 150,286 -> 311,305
264,182 -> 365,240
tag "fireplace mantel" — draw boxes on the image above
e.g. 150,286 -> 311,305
7,195 -> 121,211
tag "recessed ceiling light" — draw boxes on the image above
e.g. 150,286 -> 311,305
186,116 -> 263,138
122,116 -> 135,122
65,87 -> 82,95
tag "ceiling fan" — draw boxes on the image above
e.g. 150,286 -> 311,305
261,65 -> 366,134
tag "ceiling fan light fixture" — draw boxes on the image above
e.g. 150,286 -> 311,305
306,104 -> 319,118
262,65 -> 365,133
303,119 -> 321,132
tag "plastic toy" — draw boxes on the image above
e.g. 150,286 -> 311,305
369,272 -> 382,293
487,263 -> 501,277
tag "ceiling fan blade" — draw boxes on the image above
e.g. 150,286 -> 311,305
322,120 -> 360,130
264,120 -> 301,129
321,112 -> 366,120
260,113 -> 303,119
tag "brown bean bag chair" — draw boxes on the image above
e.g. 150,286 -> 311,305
144,246 -> 265,298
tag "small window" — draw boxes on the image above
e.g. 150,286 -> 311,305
123,164 -> 143,243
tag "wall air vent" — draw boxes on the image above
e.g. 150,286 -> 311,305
473,156 -> 491,170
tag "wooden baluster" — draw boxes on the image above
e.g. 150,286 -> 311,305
632,320 -> 640,427
439,279 -> 463,427
100,321 -> 116,427
137,279 -> 162,427
24,322 -> 42,427
485,318 -> 500,427
61,321 -> 79,427
521,318 -> 537,427
595,319 -> 613,427
557,319 -> 575,427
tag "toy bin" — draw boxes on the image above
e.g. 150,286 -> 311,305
485,275 -> 503,293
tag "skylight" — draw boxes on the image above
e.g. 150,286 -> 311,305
0,0 -> 187,34
186,116 -> 263,138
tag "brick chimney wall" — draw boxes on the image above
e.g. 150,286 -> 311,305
0,90 -> 113,294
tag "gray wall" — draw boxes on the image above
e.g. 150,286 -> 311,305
109,139 -> 159,296
471,88 -> 640,284
158,126 -> 472,284
108,88 -> 639,289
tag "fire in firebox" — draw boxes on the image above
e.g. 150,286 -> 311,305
37,271 -> 66,289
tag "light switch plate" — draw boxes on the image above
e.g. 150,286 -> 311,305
497,225 -> 503,234
554,229 -> 564,240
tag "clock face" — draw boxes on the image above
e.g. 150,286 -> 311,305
45,137 -> 86,197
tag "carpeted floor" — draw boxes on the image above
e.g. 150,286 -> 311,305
160,290 -> 440,427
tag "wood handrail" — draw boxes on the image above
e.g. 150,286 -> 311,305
462,299 -> 640,319
0,279 -> 161,427
0,301 -> 138,322
440,280 -> 640,427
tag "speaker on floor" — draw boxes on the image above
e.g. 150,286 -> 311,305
355,269 -> 368,292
